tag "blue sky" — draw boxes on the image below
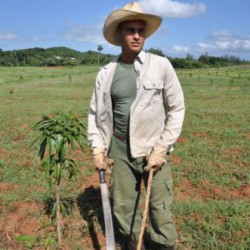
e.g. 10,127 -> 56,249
1,0 -> 250,60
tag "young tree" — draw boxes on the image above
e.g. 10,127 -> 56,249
31,113 -> 86,246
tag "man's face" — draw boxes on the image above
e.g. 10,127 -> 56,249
117,20 -> 146,55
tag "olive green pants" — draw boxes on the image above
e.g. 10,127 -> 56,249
109,136 -> 177,246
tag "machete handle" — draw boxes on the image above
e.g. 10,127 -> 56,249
99,170 -> 106,184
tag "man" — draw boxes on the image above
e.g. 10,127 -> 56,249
88,2 -> 185,249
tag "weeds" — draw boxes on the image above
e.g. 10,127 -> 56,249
0,65 -> 249,249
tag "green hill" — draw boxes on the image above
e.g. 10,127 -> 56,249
0,46 -> 115,66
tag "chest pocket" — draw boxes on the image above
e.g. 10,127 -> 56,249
144,80 -> 163,90
141,80 -> 164,106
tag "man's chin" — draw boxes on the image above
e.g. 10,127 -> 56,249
130,47 -> 142,54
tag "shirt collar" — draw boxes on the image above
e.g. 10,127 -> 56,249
135,50 -> 146,65
116,50 -> 145,67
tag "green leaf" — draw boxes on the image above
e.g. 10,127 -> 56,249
65,159 -> 77,179
31,113 -> 87,186
44,235 -> 56,247
32,119 -> 46,130
29,136 -> 40,148
55,134 -> 64,155
51,202 -> 56,218
59,144 -> 66,162
67,134 -> 75,149
75,135 -> 84,150
60,202 -> 67,217
15,235 -> 35,242
42,160 -> 50,173
38,137 -> 47,160
42,158 -> 55,182
33,119 -> 51,131
48,137 -> 56,155
55,164 -> 61,185
48,177 -> 53,188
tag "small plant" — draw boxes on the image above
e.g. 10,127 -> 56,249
31,113 -> 86,246
15,235 -> 36,249
68,73 -> 72,84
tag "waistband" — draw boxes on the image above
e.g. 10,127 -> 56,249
113,132 -> 127,143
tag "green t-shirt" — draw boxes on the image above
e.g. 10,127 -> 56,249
111,62 -> 137,137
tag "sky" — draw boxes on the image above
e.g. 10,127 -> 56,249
1,0 -> 250,60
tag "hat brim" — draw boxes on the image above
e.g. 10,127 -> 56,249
103,9 -> 162,46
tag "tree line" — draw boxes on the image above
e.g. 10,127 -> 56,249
146,48 -> 247,68
0,47 -> 114,67
0,46 -> 248,68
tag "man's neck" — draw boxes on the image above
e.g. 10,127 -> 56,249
120,50 -> 141,64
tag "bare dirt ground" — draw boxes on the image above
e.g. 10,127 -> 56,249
0,136 -> 249,249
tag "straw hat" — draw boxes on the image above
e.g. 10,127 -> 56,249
103,2 -> 162,46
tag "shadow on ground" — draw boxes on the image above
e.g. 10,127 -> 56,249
77,185 -> 106,249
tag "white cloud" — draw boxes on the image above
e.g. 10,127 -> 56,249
196,31 -> 250,59
216,39 -> 250,51
0,33 -> 17,41
64,23 -> 106,45
212,31 -> 250,52
198,42 -> 215,50
140,0 -> 206,18
32,36 -> 42,42
212,30 -> 232,39
172,44 -> 189,53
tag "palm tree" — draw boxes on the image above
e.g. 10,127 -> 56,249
97,45 -> 103,65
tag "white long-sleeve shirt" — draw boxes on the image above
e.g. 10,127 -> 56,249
88,50 -> 185,158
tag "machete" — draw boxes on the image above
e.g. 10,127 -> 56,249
99,170 -> 115,250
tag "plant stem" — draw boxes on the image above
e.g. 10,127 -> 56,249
56,183 -> 62,245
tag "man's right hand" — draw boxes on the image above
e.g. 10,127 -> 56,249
92,148 -> 114,171
92,148 -> 106,170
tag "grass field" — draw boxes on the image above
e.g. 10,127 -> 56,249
0,65 -> 249,249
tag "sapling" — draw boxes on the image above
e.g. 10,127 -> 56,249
31,113 -> 86,246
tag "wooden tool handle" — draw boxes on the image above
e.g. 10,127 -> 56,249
137,169 -> 154,250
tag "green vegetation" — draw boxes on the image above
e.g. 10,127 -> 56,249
0,47 -> 115,67
0,65 -> 249,249
31,113 -> 86,246
173,66 -> 250,249
0,46 -> 249,68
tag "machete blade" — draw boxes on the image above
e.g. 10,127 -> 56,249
99,170 -> 115,250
